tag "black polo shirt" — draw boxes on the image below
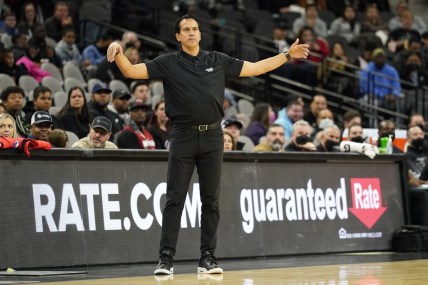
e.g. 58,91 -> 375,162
146,49 -> 244,125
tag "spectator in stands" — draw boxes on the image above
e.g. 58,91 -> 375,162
328,6 -> 361,43
387,10 -> 421,54
347,124 -> 366,143
27,23 -> 62,67
148,99 -> 171,150
261,0 -> 299,15
28,110 -> 52,141
360,4 -> 388,45
0,48 -> 28,83
354,40 -> 377,70
121,31 -> 141,51
223,90 -> 237,118
303,94 -> 327,128
326,0 -> 358,17
393,38 -> 428,72
24,86 -> 61,129
223,131 -> 235,151
405,125 -> 428,177
0,11 -> 18,36
377,119 -> 403,153
274,98 -> 304,138
131,80 -> 152,105
323,41 -> 352,94
245,103 -> 273,145
71,116 -> 118,149
48,128 -> 68,148
55,25 -> 86,68
273,21 -> 291,53
11,32 -> 28,60
409,113 -> 428,146
316,124 -> 341,152
285,120 -> 316,151
116,99 -> 156,149
57,86 -> 91,139
79,0 -> 113,48
399,53 -> 428,94
359,48 -> 401,112
311,108 -> 334,141
0,113 -> 17,138
88,83 -> 125,138
357,0 -> 390,12
388,1 -> 427,35
342,110 -> 362,131
82,32 -> 114,67
222,118 -> 244,151
108,89 -> 131,125
253,123 -> 286,152
44,1 -> 73,42
16,42 -> 51,82
292,4 -> 328,38
1,86 -> 30,137
17,1 -> 41,38
422,32 -> 428,59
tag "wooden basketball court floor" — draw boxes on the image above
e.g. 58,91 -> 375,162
2,252 -> 428,284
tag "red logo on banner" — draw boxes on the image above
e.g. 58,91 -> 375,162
348,178 -> 387,229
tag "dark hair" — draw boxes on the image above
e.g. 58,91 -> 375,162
147,99 -> 172,130
33,86 -> 51,100
131,80 -> 149,94
174,14 -> 200,34
223,130 -> 236,150
250,103 -> 270,128
57,86 -> 90,123
61,25 -> 75,37
48,128 -> 68,148
343,110 -> 361,122
1,86 -> 25,101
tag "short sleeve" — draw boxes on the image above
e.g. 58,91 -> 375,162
217,52 -> 244,78
145,54 -> 174,80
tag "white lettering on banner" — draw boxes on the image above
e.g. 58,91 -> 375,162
353,183 -> 380,209
240,179 -> 349,234
33,184 -> 58,232
130,183 -> 154,230
58,184 -> 85,232
32,182 -> 202,233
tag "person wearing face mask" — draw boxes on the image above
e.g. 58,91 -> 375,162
285,120 -> 316,152
253,124 -> 286,152
316,125 -> 341,152
347,124 -> 367,143
311,108 -> 334,143
377,119 -> 403,154
408,113 -> 428,145
405,125 -> 428,177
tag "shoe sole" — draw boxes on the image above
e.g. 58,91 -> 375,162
154,267 -> 173,275
197,267 -> 223,274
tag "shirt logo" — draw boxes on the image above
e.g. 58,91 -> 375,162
205,67 -> 214,72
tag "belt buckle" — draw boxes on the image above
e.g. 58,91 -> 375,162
198,124 -> 208,131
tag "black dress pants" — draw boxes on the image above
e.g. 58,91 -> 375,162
159,124 -> 224,255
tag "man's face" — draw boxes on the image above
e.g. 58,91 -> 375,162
348,125 -> 363,139
224,124 -> 240,141
4,92 -> 24,112
292,125 -> 311,139
34,92 -> 52,111
130,108 -> 147,125
89,127 -> 110,148
287,104 -> 304,122
374,54 -> 386,70
31,122 -> 52,141
408,126 -> 424,143
92,91 -> 111,107
113,97 -> 130,114
3,52 -> 14,67
310,96 -> 327,116
266,126 -> 285,150
316,109 -> 333,125
175,18 -> 201,49
54,4 -> 69,20
379,121 -> 396,137
133,85 -> 151,102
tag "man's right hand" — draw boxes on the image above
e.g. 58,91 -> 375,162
107,42 -> 123,62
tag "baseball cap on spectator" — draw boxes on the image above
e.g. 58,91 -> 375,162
31,111 -> 53,126
222,118 -> 243,129
274,21 -> 288,30
113,90 -> 131,100
91,116 -> 112,132
129,98 -> 152,111
92,83 -> 112,94
372,48 -> 386,57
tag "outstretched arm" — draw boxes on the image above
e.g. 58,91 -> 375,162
107,42 -> 149,79
239,38 -> 309,77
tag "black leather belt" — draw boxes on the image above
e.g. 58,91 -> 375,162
175,120 -> 221,132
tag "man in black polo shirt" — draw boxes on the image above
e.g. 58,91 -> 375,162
107,14 -> 309,275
